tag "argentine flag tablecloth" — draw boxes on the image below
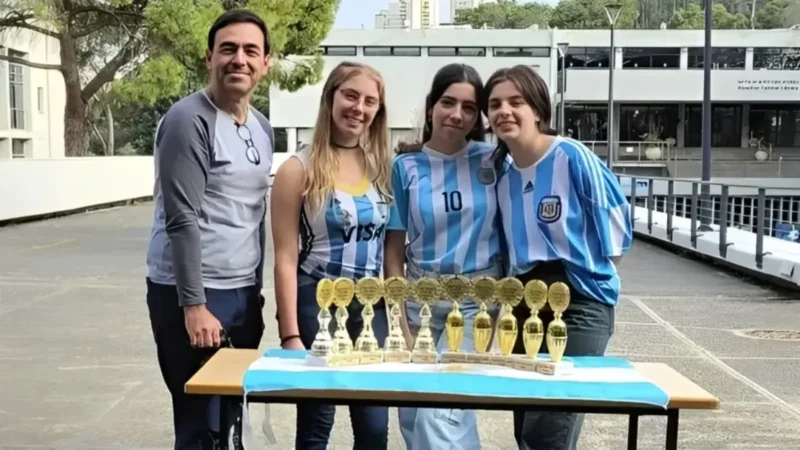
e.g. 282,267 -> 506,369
242,349 -> 670,409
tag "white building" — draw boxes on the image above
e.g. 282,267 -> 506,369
0,28 -> 64,159
375,0 -> 439,30
270,28 -> 800,166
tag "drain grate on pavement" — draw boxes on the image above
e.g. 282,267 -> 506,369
737,329 -> 800,341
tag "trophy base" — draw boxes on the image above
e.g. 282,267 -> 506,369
410,351 -> 438,363
306,353 -> 363,367
533,358 -> 574,376
384,350 -> 411,363
464,352 -> 498,365
441,351 -> 467,363
356,350 -> 385,365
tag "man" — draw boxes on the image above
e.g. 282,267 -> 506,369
145,9 -> 273,449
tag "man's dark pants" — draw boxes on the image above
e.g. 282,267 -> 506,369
511,262 -> 616,450
146,278 -> 265,449
293,270 -> 390,450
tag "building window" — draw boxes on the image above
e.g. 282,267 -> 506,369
687,47 -> 745,69
363,46 -> 421,57
428,47 -> 486,57
12,139 -> 25,158
749,104 -> 800,147
619,104 -> 679,142
684,104 -> 743,147
753,48 -> 800,70
493,47 -> 550,58
9,63 -> 24,129
321,46 -> 357,56
622,48 -> 681,69
564,104 -> 608,142
565,47 -> 610,69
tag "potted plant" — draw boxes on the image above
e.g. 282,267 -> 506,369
749,137 -> 769,161
640,132 -> 662,160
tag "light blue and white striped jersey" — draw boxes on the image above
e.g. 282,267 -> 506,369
387,140 -> 502,276
295,146 -> 391,280
496,136 -> 633,306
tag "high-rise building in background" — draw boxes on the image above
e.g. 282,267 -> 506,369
451,0 -> 496,23
375,0 -> 439,29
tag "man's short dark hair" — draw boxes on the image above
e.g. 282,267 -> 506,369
207,9 -> 271,55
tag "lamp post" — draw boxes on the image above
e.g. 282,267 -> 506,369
699,0 -> 713,231
557,42 -> 569,135
604,3 -> 622,170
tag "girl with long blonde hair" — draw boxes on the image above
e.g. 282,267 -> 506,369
270,61 -> 393,449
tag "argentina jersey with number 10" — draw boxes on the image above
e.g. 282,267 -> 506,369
496,136 -> 633,306
294,146 -> 390,280
387,140 -> 502,275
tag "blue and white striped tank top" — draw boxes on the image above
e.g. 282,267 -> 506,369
295,146 -> 391,280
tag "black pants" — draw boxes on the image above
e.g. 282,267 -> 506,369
510,262 -> 616,450
146,278 -> 265,450
292,272 -> 390,450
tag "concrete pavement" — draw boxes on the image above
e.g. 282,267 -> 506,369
1,202 -> 799,449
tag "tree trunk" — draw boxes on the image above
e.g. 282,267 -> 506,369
105,103 -> 114,156
59,33 -> 88,157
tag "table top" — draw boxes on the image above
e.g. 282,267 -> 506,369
185,349 -> 720,410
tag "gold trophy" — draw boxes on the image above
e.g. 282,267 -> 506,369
538,281 -> 573,375
309,278 -> 335,358
466,276 -> 496,365
440,275 -> 471,363
383,276 -> 411,363
495,277 -> 524,365
513,279 -> 548,371
329,277 -> 361,366
410,277 -> 439,363
354,277 -> 385,364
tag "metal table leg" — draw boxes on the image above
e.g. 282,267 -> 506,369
665,409 -> 680,450
628,414 -> 639,450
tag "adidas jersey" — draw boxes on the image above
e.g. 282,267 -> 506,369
496,136 -> 633,306
387,140 -> 502,276
295,147 -> 390,280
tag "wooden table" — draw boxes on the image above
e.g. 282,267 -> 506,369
186,349 -> 719,450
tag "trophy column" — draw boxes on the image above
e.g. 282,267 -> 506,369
440,275 -> 471,364
383,277 -> 411,363
309,278 -> 335,358
466,277 -> 496,365
410,277 -> 440,363
495,277 -> 524,366
330,277 -> 361,366
538,281 -> 573,375
354,277 -> 385,364
513,279 -> 548,371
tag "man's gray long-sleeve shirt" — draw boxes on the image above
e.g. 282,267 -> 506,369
146,90 -> 274,306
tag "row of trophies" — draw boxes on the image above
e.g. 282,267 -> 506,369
306,275 -> 572,376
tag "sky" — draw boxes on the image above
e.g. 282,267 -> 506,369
333,0 -> 559,29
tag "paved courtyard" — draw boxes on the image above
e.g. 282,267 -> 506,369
1,202 -> 799,449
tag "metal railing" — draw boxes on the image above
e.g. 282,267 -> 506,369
617,174 -> 800,270
583,140 -> 676,164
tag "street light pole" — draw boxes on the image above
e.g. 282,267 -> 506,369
604,3 -> 622,170
699,0 -> 713,231
557,42 -> 569,135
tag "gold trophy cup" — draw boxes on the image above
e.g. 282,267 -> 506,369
538,281 -> 573,375
410,277 -> 440,363
329,277 -> 361,366
495,277 -> 524,366
383,276 -> 412,363
309,278 -> 335,358
465,276 -> 496,365
513,279 -> 548,371
440,275 -> 471,364
354,277 -> 385,364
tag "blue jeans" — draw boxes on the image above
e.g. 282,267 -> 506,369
511,262 -> 616,450
294,273 -> 390,450
399,298 -> 483,450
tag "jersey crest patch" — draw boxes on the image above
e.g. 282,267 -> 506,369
538,195 -> 562,223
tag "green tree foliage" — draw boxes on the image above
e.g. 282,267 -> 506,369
670,3 -> 750,29
452,0 -> 794,29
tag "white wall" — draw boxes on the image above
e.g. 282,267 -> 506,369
0,27 -> 65,159
0,157 -> 153,222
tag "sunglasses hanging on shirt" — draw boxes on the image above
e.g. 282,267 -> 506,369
236,123 -> 261,166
